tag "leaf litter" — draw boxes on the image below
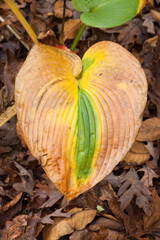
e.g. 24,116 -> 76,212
0,0 -> 160,239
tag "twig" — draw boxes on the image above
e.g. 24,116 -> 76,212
0,15 -> 29,50
0,105 -> 17,128
59,0 -> 66,44
4,0 -> 38,44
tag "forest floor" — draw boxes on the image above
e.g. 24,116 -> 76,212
0,0 -> 160,239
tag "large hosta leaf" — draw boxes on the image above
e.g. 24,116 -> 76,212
72,0 -> 146,28
15,41 -> 147,200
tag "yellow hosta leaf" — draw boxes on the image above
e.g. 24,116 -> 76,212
15,41 -> 147,200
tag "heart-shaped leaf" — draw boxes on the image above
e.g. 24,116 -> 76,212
15,41 -> 147,200
72,0 -> 146,28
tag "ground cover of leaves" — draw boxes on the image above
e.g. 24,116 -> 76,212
0,0 -> 160,239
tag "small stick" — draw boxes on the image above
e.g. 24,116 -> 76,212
59,0 -> 66,44
0,15 -> 29,50
0,0 -> 39,127
4,0 -> 38,44
0,105 -> 17,128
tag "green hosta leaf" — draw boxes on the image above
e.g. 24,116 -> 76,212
72,0 -> 141,28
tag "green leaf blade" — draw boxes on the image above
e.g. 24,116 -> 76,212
73,0 -> 140,28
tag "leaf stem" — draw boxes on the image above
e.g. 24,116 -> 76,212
70,23 -> 86,51
59,0 -> 66,44
4,0 -> 38,44
0,105 -> 16,128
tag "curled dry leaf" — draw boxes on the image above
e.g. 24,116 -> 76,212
2,192 -> 22,212
93,228 -> 125,240
15,41 -> 147,200
136,118 -> 160,141
150,9 -> 160,22
144,35 -> 159,47
69,229 -> 89,240
54,1 -> 72,19
122,141 -> 150,165
88,217 -> 124,231
62,19 -> 83,43
43,209 -> 96,240
144,189 -> 160,229
2,214 -> 40,240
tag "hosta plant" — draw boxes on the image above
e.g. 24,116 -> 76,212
3,0 -> 147,200
73,0 -> 146,28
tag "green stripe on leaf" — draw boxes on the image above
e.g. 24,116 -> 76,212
75,89 -> 98,181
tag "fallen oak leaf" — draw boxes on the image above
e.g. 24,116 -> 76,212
138,166 -> 159,188
99,183 -> 130,230
145,141 -> 159,169
104,171 -> 126,188
136,118 -> 160,141
117,168 -> 152,215
144,189 -> 160,229
27,178 -> 63,210
43,209 -> 96,240
12,160 -> 34,196
40,207 -> 74,225
35,176 -> 63,208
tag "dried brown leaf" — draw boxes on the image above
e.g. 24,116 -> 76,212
142,13 -> 155,34
138,166 -> 159,188
54,1 -> 72,19
144,35 -> 159,47
145,142 -> 159,169
151,9 -> 160,22
104,18 -> 144,46
136,118 -> 160,141
69,229 -> 89,240
0,117 -> 19,146
123,141 -> 150,165
3,50 -> 21,104
88,217 -> 124,231
40,208 -> 73,225
12,160 -> 34,196
43,209 -> 96,240
2,214 -> 40,240
118,168 -> 152,215
2,192 -> 22,212
62,19 -> 82,42
144,190 -> 160,229
99,183 -> 130,227
92,228 -> 125,240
